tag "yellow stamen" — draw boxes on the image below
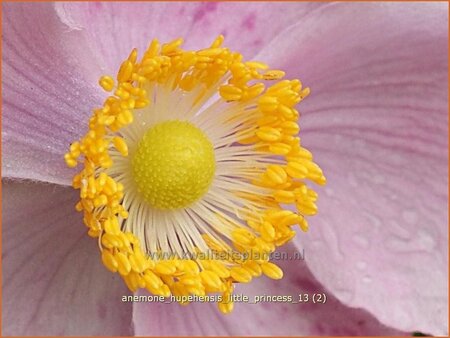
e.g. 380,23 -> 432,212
261,262 -> 284,280
99,76 -> 115,92
64,36 -> 325,315
112,136 -> 128,156
230,267 -> 253,283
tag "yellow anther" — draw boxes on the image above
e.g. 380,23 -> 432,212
257,115 -> 279,126
120,209 -> 129,219
97,172 -> 107,186
127,48 -> 138,64
296,201 -> 318,216
256,126 -> 281,142
143,270 -> 164,290
155,261 -> 177,275
87,176 -> 96,193
178,275 -> 201,286
117,60 -> 134,83
197,47 -> 225,57
115,88 -> 131,101
258,96 -> 278,112
81,199 -> 94,212
261,221 -> 276,241
75,201 -> 83,212
265,165 -> 287,185
307,189 -> 319,201
69,142 -> 81,158
218,300 -> 234,314
274,190 -> 296,204
230,267 -> 252,283
210,34 -> 224,48
129,253 -> 148,273
300,87 -> 311,99
261,262 -> 283,280
135,98 -> 150,108
290,79 -> 302,92
102,233 -> 122,248
93,194 -> 108,207
99,115 -> 115,126
280,121 -> 300,135
299,217 -> 309,232
266,80 -> 291,94
200,270 -> 222,289
245,61 -> 269,70
88,228 -> 101,238
182,260 -> 200,274
286,161 -> 308,179
243,260 -> 262,276
279,213 -> 301,227
161,37 -> 184,54
275,232 -> 296,246
159,284 -> 171,298
124,272 -> 139,292
197,56 -> 214,64
112,136 -> 128,156
289,146 -> 313,160
263,70 -> 285,80
187,285 -> 206,296
99,76 -> 115,92
144,39 -> 160,57
117,109 -> 133,125
317,175 -> 327,185
245,83 -> 265,100
232,228 -> 255,247
64,154 -> 77,168
134,272 -> 147,290
255,235 -> 275,252
118,232 -> 131,249
269,143 -> 291,155
101,250 -> 118,273
278,104 -> 295,119
208,261 -> 231,279
251,222 -> 269,235
304,161 -> 326,185
265,209 -> 292,219
116,252 -> 132,276
219,85 -> 243,101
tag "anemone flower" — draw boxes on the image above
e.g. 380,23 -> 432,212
2,1 -> 448,336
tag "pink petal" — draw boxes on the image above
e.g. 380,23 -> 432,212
133,245 -> 406,336
2,181 -> 132,335
258,3 -> 448,335
55,2 -> 324,72
2,2 -> 104,185
4,1 -> 323,185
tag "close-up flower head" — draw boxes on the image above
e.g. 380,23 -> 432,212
1,1 -> 448,336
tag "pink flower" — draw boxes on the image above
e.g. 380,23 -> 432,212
2,2 -> 447,336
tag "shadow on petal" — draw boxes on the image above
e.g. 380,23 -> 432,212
132,244 -> 407,336
2,180 -> 133,335
257,2 -> 448,335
